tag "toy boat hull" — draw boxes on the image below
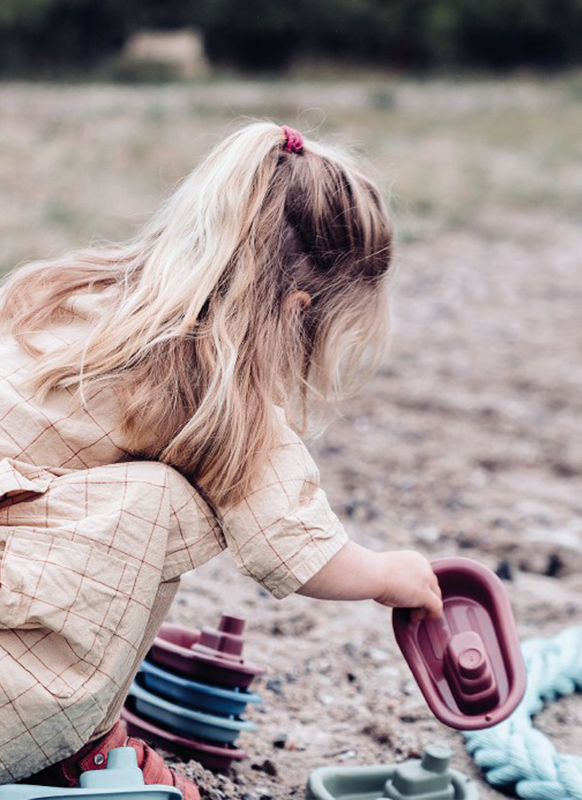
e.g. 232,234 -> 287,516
139,659 -> 261,716
128,678 -> 253,745
307,762 -> 479,800
0,747 -> 182,799
0,789 -> 180,800
121,703 -> 247,772
393,556 -> 526,730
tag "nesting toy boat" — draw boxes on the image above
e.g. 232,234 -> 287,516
128,678 -> 255,744
0,747 -> 181,799
121,704 -> 247,773
149,617 -> 265,689
393,557 -> 526,730
123,613 -> 265,771
307,744 -> 478,800
139,658 -> 261,717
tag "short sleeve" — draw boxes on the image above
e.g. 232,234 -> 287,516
218,409 -> 349,600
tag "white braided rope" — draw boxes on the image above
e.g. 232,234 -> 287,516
464,627 -> 582,799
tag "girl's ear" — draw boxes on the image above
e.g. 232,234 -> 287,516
282,290 -> 312,313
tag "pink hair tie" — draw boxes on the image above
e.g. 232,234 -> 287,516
281,125 -> 304,154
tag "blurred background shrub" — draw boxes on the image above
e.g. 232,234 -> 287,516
2,0 -> 582,76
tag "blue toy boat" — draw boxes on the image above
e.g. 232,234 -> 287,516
0,747 -> 182,799
140,659 -> 261,716
129,677 -> 254,745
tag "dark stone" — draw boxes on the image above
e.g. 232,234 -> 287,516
456,534 -> 475,549
251,759 -> 278,777
266,678 -> 283,695
343,641 -> 357,658
546,553 -> 564,577
495,559 -> 513,581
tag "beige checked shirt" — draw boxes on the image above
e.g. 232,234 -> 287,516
0,291 -> 348,782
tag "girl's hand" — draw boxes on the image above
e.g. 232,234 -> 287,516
375,549 -> 443,622
297,540 -> 442,623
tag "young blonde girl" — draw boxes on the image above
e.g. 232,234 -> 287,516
0,122 -> 441,798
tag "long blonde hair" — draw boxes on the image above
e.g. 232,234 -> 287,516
0,121 -> 393,507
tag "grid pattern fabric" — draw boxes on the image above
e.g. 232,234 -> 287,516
0,292 -> 348,782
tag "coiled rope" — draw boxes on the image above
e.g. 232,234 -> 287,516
464,626 -> 582,799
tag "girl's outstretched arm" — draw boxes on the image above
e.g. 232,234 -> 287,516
296,540 -> 443,622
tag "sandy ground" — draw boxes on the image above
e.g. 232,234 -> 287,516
170,209 -> 582,800
1,78 -> 581,798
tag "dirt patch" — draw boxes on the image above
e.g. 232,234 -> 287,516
167,208 -> 582,799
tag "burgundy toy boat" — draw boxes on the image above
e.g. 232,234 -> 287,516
149,615 -> 265,690
393,556 -> 527,730
121,703 -> 247,773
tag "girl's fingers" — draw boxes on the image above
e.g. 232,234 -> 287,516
410,607 -> 427,623
410,582 -> 443,624
426,590 -> 443,619
429,572 -> 442,596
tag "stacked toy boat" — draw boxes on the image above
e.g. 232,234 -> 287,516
122,614 -> 265,772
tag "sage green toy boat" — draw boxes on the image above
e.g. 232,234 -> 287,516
306,744 -> 478,800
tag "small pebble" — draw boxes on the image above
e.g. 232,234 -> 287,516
370,648 -> 389,662
266,678 -> 283,695
416,525 -> 440,544
379,665 -> 400,678
546,553 -> 564,577
495,559 -> 513,581
343,642 -> 357,658
251,759 -> 278,777
284,734 -> 308,751
272,734 -> 287,749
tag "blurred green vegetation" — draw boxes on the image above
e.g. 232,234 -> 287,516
2,0 -> 582,75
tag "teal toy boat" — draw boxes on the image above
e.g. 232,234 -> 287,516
0,747 -> 182,800
129,677 -> 254,744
